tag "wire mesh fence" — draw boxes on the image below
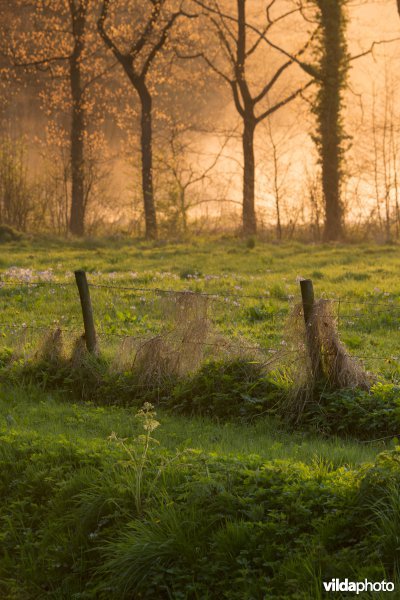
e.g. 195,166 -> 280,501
1,272 -> 400,381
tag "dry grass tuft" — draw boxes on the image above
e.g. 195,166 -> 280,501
131,292 -> 211,386
112,292 -> 275,387
284,299 -> 370,421
167,292 -> 210,374
70,334 -> 87,369
111,336 -> 138,372
35,328 -> 63,363
8,327 -> 30,363
207,331 -> 267,365
133,335 -> 178,387
314,300 -> 370,389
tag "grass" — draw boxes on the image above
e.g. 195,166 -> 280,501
2,236 -> 400,373
1,385 -> 400,598
2,236 -> 400,597
0,384 -> 382,467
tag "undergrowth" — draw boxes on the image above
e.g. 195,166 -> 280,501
1,349 -> 400,442
1,404 -> 400,599
168,358 -> 286,419
2,240 -> 400,597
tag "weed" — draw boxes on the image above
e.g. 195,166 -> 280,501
109,403 -> 160,514
246,303 -> 275,323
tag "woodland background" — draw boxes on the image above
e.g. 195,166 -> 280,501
0,0 -> 400,242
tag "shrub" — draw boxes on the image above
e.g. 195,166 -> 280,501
3,354 -> 174,406
0,224 -> 23,243
297,382 -> 400,440
169,358 -> 285,419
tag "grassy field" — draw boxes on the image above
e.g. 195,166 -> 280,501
2,236 -> 400,370
1,237 -> 400,598
0,385 -> 381,466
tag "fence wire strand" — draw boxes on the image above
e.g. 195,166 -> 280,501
1,278 -> 400,370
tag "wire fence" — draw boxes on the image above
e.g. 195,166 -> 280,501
1,272 -> 400,375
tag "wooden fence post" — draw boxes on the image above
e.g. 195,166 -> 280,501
300,279 -> 322,379
74,269 -> 98,354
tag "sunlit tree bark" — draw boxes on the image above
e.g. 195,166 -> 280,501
312,0 -> 348,242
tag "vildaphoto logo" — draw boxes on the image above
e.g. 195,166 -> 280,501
323,579 -> 395,594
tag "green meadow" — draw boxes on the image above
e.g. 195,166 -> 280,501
2,237 -> 400,366
1,237 -> 400,598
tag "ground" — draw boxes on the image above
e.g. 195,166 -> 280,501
1,236 -> 400,598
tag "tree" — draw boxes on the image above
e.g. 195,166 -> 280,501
312,0 -> 348,241
1,0 -> 109,236
266,1 -> 397,241
0,135 -> 33,230
259,115 -> 299,240
182,0 -> 314,235
250,1 -> 379,241
363,77 -> 400,242
155,120 -> 230,232
68,0 -> 89,236
235,0 -> 346,240
98,0 -> 193,240
302,1 -> 395,241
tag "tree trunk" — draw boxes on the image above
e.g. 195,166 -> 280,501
69,92 -> 85,236
321,120 -> 343,241
69,3 -> 86,237
179,188 -> 187,233
137,81 -> 157,240
242,116 -> 257,235
317,0 -> 346,242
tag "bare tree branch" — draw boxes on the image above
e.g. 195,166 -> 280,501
256,80 -> 314,124
349,37 -> 400,62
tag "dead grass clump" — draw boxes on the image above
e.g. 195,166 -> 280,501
166,292 -> 210,374
110,336 -> 137,372
70,334 -> 87,369
128,292 -> 211,387
284,299 -> 370,421
207,331 -> 268,365
69,334 -> 105,394
315,300 -> 370,389
35,328 -> 63,363
115,291 -> 277,389
133,335 -> 179,387
7,327 -> 30,364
